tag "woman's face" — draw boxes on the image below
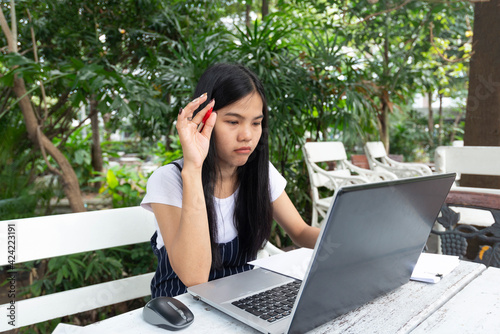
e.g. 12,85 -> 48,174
213,92 -> 264,172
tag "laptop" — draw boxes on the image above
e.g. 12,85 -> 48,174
188,173 -> 456,334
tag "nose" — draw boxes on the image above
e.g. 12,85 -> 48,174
237,124 -> 252,142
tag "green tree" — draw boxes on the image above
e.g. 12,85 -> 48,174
415,4 -> 472,148
0,0 -> 179,211
1,3 -> 85,211
340,0 -> 471,151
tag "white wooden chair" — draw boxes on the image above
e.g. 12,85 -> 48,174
432,146 -> 500,257
364,141 -> 433,178
434,146 -> 500,193
434,145 -> 500,227
303,141 -> 397,227
0,206 -> 280,331
257,240 -> 284,259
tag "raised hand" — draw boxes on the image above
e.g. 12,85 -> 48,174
176,93 -> 217,170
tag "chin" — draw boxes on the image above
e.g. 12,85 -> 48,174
235,158 -> 250,167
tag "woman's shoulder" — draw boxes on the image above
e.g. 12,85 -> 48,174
268,161 -> 283,177
148,158 -> 184,181
267,161 -> 286,201
154,158 -> 183,173
142,159 -> 184,210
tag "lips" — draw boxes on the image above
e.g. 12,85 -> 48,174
234,147 -> 252,154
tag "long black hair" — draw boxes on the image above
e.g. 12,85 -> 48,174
192,63 -> 272,268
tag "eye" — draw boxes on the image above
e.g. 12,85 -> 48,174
226,120 -> 238,125
253,122 -> 262,126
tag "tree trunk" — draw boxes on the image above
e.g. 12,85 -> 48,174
90,96 -> 103,189
438,93 -> 443,146
449,111 -> 463,143
246,4 -> 251,28
462,0 -> 500,189
378,102 -> 390,152
380,23 -> 390,152
101,112 -> 112,141
428,91 -> 434,139
262,0 -> 269,18
13,76 -> 86,212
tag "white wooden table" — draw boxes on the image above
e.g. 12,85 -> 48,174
52,261 -> 496,334
412,266 -> 500,333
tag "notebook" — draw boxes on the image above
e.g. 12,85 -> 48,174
188,173 -> 456,334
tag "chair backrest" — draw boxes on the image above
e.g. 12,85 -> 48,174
364,141 -> 387,160
0,206 -> 156,331
303,141 -> 348,163
435,146 -> 500,176
303,142 -> 352,188
1,206 -> 155,265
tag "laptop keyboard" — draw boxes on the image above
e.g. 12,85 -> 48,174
231,280 -> 301,323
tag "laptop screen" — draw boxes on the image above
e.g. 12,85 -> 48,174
287,173 -> 455,333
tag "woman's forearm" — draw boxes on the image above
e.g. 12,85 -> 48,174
292,225 -> 320,249
154,167 -> 212,287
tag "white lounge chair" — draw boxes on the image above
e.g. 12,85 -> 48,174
364,141 -> 432,178
303,141 -> 397,227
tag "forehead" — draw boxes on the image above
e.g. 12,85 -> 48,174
217,93 -> 263,117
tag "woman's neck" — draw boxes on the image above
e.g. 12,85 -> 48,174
214,166 -> 238,199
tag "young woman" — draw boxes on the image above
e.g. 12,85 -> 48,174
141,63 -> 320,297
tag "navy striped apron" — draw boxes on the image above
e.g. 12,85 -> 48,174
150,231 -> 254,297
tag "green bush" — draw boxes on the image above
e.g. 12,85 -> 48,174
94,165 -> 147,208
389,108 -> 465,162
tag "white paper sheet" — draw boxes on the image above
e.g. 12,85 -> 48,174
410,253 -> 460,283
249,248 -> 314,280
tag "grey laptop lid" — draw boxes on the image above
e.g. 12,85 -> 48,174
188,173 -> 455,334
287,173 -> 455,333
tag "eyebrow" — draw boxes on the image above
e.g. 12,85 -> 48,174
223,112 -> 264,120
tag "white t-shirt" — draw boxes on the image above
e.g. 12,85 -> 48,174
141,159 -> 287,249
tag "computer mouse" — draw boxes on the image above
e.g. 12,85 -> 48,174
143,296 -> 194,330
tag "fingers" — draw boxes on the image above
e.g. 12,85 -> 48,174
177,94 -> 216,138
192,98 -> 215,125
196,99 -> 215,132
199,107 -> 217,136
178,92 -> 208,122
